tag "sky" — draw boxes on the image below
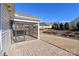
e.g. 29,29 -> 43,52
15,3 -> 79,23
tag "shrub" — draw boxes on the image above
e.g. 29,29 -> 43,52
64,22 -> 69,30
76,22 -> 79,30
59,23 -> 64,30
53,23 -> 58,30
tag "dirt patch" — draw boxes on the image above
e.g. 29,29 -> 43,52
42,29 -> 79,40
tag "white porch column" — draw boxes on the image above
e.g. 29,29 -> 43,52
38,22 -> 40,40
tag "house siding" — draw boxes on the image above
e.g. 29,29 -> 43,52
0,4 -> 2,54
0,4 -> 11,55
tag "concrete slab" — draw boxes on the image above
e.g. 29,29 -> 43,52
8,40 -> 74,56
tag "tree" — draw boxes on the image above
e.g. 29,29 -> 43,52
52,25 -> 54,29
52,23 -> 58,30
76,22 -> 79,30
59,23 -> 63,30
64,22 -> 69,30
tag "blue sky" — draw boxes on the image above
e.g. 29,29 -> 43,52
15,3 -> 79,23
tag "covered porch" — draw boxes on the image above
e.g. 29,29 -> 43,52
11,13 -> 40,43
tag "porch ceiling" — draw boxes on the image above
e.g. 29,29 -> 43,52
15,13 -> 40,22
14,19 -> 39,24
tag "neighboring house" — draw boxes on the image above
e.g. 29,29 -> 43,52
12,13 -> 40,42
40,22 -> 52,29
0,4 -> 14,55
70,17 -> 79,30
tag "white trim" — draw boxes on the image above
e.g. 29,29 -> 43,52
14,19 -> 39,23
